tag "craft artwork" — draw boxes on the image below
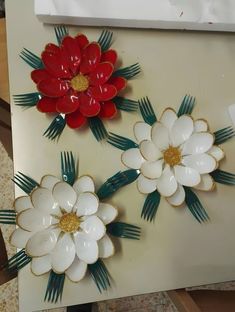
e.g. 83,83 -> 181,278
0,152 -> 141,302
14,26 -> 140,141
2,22 -> 235,309
108,95 -> 235,222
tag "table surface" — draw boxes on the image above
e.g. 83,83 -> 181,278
5,0 -> 235,311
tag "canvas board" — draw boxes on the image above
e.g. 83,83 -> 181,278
5,0 -> 235,311
34,0 -> 235,32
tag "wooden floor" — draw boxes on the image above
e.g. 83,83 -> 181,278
1,16 -> 235,312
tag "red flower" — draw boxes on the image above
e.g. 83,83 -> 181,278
31,34 -> 127,129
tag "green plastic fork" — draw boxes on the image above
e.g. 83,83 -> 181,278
214,126 -> 235,145
177,94 -> 196,117
113,96 -> 139,112
184,187 -> 210,223
141,190 -> 161,222
0,210 -> 16,225
107,132 -> 138,151
98,29 -> 113,52
60,151 -> 77,186
44,271 -> 65,303
210,169 -> 235,185
139,96 -> 157,126
43,114 -> 66,141
1,249 -> 31,273
54,25 -> 69,45
20,48 -> 43,69
88,259 -> 111,292
113,63 -> 141,80
14,92 -> 41,108
12,172 -> 39,195
107,222 -> 141,240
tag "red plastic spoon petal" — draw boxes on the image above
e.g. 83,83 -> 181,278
41,51 -> 71,79
75,34 -> 89,49
38,79 -> 70,97
101,49 -> 117,65
80,43 -> 101,74
61,36 -> 81,74
31,69 -> 52,84
56,93 -> 80,114
108,76 -> 127,92
66,110 -> 87,129
36,97 -> 58,113
88,84 -> 117,101
99,101 -> 118,119
89,62 -> 114,86
79,93 -> 101,117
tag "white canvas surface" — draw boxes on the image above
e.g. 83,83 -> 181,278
35,0 -> 235,32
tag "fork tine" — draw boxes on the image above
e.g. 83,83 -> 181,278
14,175 -> 32,191
138,97 -> 157,125
18,172 -> 39,186
107,132 -> 138,151
12,172 -> 38,194
98,30 -> 113,52
178,94 -> 195,116
88,117 -> 108,141
60,152 -> 65,176
184,186 -> 209,223
214,126 -> 235,144
112,97 -> 138,112
43,114 -> 66,141
20,48 -> 43,69
112,63 -> 141,80
210,169 -> 235,185
54,25 -> 68,45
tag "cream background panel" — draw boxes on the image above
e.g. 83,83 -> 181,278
5,0 -> 235,311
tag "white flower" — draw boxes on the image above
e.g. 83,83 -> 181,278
122,108 -> 224,206
11,175 -> 117,282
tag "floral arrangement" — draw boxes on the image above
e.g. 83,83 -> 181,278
0,152 -> 140,302
107,95 -> 235,222
14,26 -> 140,142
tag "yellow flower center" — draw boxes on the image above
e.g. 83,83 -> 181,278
70,74 -> 89,92
163,146 -> 181,166
59,213 -> 81,233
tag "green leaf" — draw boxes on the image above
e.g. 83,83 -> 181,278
177,95 -> 195,117
0,210 -> 16,225
210,169 -> 235,185
44,271 -> 65,303
20,48 -> 43,69
98,30 -> 113,52
60,151 -> 77,185
138,97 -> 157,126
113,63 -> 141,80
184,187 -> 210,223
14,92 -> 41,108
88,117 -> 108,141
1,249 -> 31,273
12,172 -> 39,194
88,259 -> 111,292
214,126 -> 235,145
43,114 -> 66,141
107,132 -> 138,151
112,96 -> 138,112
107,222 -> 141,240
141,190 -> 161,222
54,25 -> 69,45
